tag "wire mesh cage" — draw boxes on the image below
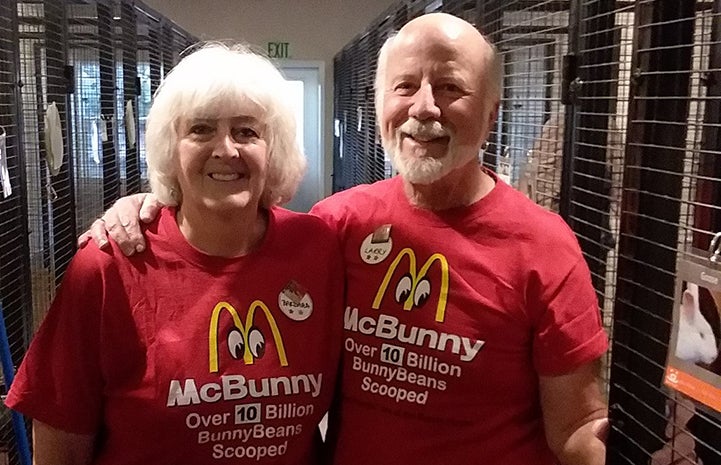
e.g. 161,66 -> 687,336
484,0 -> 570,212
0,0 -> 31,462
134,3 -> 160,189
17,0 -> 73,333
66,0 -> 117,232
0,1 -> 196,462
607,1 -> 721,464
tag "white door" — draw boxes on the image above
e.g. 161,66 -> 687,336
281,62 -> 323,212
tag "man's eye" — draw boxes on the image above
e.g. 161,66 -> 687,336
394,82 -> 416,94
438,83 -> 462,93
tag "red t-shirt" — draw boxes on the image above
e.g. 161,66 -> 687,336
311,173 -> 608,465
7,207 -> 344,465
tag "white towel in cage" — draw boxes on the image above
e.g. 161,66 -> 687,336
44,102 -> 64,176
0,127 -> 11,198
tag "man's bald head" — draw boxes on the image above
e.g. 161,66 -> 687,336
375,13 -> 502,117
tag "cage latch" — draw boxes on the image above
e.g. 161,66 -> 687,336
608,403 -> 626,430
701,71 -> 716,88
630,68 -> 644,91
709,232 -> 721,264
562,53 -> 582,105
64,65 -> 75,94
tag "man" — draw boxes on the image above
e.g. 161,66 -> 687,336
528,113 -> 564,211
83,13 -> 608,465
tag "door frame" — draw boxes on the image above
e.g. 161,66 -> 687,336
277,60 -> 325,210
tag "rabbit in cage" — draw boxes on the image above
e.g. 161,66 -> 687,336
675,282 -> 719,366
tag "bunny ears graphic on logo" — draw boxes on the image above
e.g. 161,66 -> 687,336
208,301 -> 288,373
372,247 -> 450,323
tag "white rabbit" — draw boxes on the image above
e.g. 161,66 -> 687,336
675,282 -> 719,365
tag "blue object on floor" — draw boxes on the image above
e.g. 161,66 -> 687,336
0,302 -> 32,465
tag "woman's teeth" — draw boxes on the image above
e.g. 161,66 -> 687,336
210,173 -> 241,181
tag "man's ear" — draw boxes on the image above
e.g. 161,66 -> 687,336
481,101 -> 501,143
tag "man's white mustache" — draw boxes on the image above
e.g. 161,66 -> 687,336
398,119 -> 450,139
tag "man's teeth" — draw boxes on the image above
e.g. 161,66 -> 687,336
410,134 -> 441,142
210,173 -> 241,181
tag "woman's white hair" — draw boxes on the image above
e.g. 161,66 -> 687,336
146,42 -> 306,208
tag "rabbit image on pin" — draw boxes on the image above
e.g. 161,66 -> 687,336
675,282 -> 719,365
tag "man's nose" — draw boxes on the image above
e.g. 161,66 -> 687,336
408,84 -> 441,120
212,132 -> 239,158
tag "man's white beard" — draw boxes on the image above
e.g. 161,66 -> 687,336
383,118 -> 460,185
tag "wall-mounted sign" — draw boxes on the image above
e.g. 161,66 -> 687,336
267,42 -> 290,59
664,257 -> 721,416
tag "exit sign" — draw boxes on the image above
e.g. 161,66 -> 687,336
268,42 -> 290,59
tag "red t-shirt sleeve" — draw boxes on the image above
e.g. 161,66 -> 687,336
310,199 -> 343,233
5,245 -> 111,434
531,242 -> 609,376
310,196 -> 350,253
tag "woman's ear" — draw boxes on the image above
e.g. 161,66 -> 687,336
486,100 -> 500,131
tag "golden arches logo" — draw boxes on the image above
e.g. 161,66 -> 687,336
208,301 -> 288,373
372,247 -> 449,322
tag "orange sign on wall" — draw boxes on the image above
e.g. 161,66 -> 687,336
664,366 -> 721,414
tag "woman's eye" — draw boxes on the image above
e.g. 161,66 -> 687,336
234,127 -> 259,139
189,124 -> 213,135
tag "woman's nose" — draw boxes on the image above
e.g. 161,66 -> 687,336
212,132 -> 239,158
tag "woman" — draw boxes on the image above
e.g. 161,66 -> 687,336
7,43 -> 343,465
